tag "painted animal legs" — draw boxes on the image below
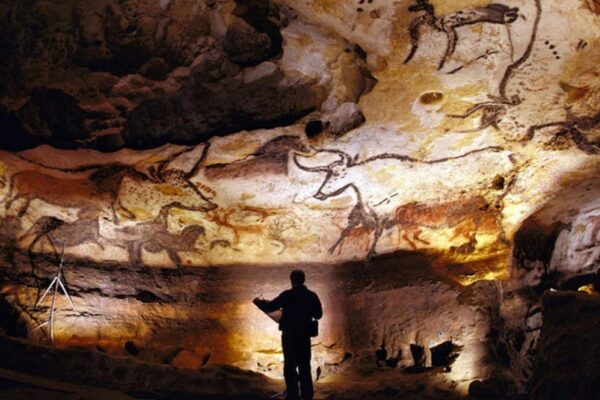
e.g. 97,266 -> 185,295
439,29 -> 458,70
329,220 -> 362,255
367,222 -> 385,260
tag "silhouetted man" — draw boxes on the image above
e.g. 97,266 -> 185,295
253,269 -> 323,400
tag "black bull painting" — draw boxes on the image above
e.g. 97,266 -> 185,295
294,146 -> 515,259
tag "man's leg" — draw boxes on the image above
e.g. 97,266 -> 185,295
296,334 -> 314,400
282,332 -> 300,399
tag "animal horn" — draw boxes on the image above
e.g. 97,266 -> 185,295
293,152 -> 332,173
318,148 -> 352,166
157,145 -> 198,178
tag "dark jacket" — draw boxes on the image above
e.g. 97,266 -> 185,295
257,285 -> 322,335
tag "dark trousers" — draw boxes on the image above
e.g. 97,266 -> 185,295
282,331 -> 313,400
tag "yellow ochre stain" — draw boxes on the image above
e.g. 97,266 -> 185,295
157,184 -> 185,196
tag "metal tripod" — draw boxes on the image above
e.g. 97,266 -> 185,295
33,241 -> 75,342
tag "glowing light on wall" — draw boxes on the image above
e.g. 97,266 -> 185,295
457,270 -> 507,286
578,284 -> 595,294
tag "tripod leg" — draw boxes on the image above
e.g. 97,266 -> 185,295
57,279 -> 75,310
32,321 -> 49,331
47,236 -> 60,263
49,280 -> 58,343
35,277 -> 58,308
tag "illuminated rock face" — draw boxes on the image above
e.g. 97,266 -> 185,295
1,0 -> 600,397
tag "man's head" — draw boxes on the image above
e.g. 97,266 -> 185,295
290,269 -> 305,287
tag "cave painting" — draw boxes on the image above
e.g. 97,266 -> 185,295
20,204 -> 207,271
112,213 -> 206,270
0,144 -> 220,269
2,167 -> 139,221
394,196 -> 505,252
524,108 -> 600,153
116,165 -> 216,222
204,206 -> 272,248
22,216 -> 107,256
294,146 -> 514,259
100,144 -> 217,221
447,0 -> 544,138
19,215 -> 108,278
199,205 -> 322,257
404,0 -> 519,70
403,0 -> 554,147
0,138 -> 328,265
204,135 -> 309,179
1,145 -> 217,224
449,103 -> 507,133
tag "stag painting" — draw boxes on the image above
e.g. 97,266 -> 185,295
404,0 -> 519,70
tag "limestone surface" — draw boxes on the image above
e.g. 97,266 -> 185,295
1,0 -> 600,398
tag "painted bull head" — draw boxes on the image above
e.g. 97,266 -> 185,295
294,149 -> 355,200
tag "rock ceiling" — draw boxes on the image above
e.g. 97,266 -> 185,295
1,0 -> 599,269
1,0 -> 600,396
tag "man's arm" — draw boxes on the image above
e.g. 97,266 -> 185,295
253,293 -> 284,313
312,293 -> 323,320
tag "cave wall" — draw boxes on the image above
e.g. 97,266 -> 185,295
1,247 -> 503,392
529,291 -> 600,400
497,176 -> 600,395
1,0 -> 600,397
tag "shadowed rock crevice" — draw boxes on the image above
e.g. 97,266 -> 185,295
529,291 -> 600,400
71,5 -> 154,76
484,186 -> 600,396
225,0 -> 283,66
0,296 -> 28,338
512,217 -> 564,289
0,106 -> 37,152
7,88 -> 88,150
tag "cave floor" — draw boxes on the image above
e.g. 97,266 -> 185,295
0,365 -> 474,400
310,368 -> 466,400
0,367 -> 134,400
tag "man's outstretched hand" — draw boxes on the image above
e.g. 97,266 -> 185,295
253,297 -> 264,306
